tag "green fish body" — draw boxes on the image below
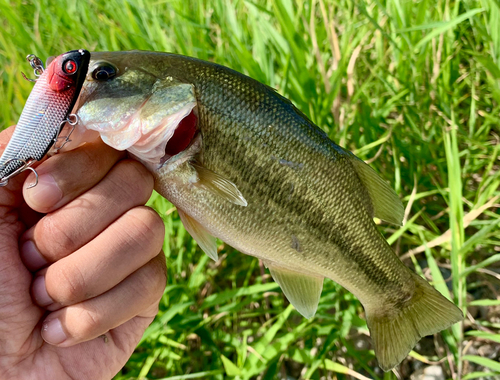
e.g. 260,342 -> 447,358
75,51 -> 462,371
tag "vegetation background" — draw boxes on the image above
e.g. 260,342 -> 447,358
1,0 -> 499,379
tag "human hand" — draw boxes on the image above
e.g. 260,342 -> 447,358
0,126 -> 167,380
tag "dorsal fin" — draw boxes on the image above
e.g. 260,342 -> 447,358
178,208 -> 218,261
350,156 -> 404,226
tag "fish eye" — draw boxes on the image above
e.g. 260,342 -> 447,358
91,62 -> 118,81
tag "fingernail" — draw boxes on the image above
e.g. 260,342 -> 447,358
26,174 -> 63,208
32,275 -> 54,307
20,240 -> 48,271
42,318 -> 67,345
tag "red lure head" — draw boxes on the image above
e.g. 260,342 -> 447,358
46,50 -> 90,92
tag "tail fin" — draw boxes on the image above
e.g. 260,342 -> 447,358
365,272 -> 463,371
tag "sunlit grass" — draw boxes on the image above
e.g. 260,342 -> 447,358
1,0 -> 500,379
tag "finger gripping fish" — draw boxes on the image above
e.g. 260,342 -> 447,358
0,49 -> 90,187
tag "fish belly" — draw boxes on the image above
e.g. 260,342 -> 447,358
154,149 -> 413,308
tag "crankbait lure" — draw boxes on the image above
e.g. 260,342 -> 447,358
0,49 -> 90,187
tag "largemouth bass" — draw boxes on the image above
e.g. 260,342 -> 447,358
74,51 -> 462,371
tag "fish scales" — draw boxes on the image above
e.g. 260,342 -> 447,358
162,56 -> 411,298
74,51 -> 462,371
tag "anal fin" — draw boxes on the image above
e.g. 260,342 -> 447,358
265,262 -> 323,319
178,208 -> 218,261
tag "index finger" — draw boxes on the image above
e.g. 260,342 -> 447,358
23,138 -> 125,214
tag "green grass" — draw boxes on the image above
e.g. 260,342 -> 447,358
1,0 -> 500,379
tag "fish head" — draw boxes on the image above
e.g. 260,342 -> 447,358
74,51 -> 198,168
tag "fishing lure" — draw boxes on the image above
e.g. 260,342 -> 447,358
0,49 -> 90,187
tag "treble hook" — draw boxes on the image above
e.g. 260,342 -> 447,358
53,114 -> 79,152
0,158 -> 38,188
21,54 -> 45,82
25,166 -> 40,189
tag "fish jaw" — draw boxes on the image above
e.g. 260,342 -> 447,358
75,57 -> 197,168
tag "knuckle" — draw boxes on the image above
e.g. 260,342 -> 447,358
76,307 -> 102,339
154,254 -> 168,291
36,215 -> 80,256
113,160 -> 154,203
136,256 -> 167,300
49,263 -> 86,305
125,207 -> 165,255
52,142 -> 107,185
77,145 -> 105,176
79,139 -> 122,169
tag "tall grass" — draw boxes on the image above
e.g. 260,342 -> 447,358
1,0 -> 499,379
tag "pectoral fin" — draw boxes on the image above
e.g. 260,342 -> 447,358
193,163 -> 248,207
350,156 -> 404,226
178,208 -> 218,261
265,263 -> 323,319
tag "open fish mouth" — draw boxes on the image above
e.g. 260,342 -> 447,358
75,58 -> 198,168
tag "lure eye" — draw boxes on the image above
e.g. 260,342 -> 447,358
63,60 -> 78,74
91,62 -> 117,81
